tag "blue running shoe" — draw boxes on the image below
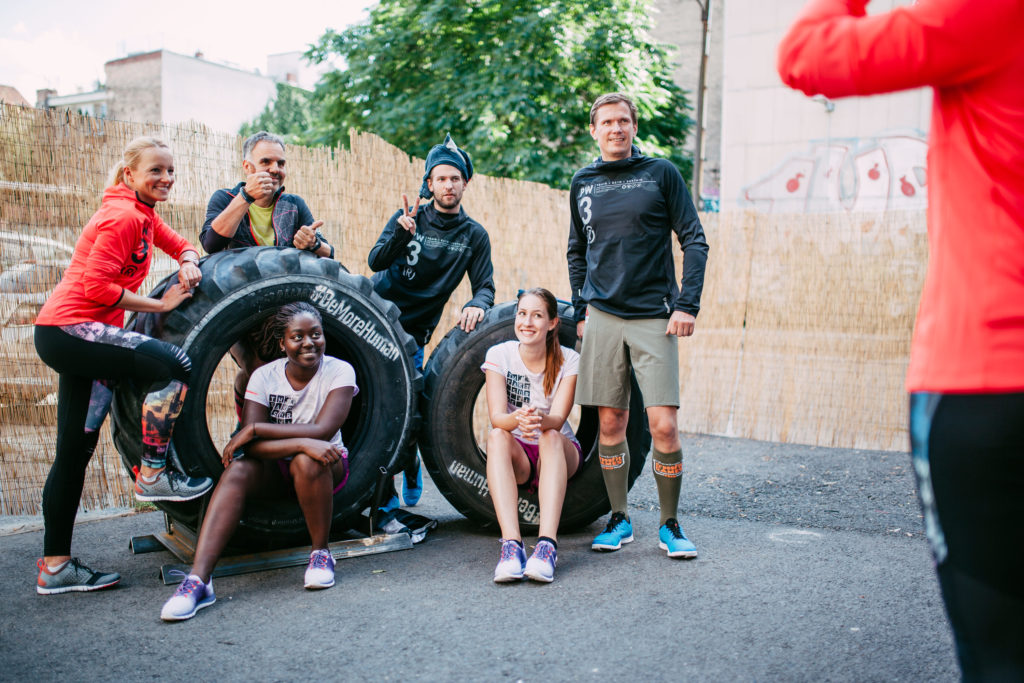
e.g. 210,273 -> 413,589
381,486 -> 401,513
591,512 -> 634,551
659,518 -> 698,558
161,572 -> 215,621
524,540 -> 557,583
402,457 -> 423,507
493,539 -> 526,583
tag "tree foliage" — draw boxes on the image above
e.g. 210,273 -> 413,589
240,82 -> 324,145
306,0 -> 692,189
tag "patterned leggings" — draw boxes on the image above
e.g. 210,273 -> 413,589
34,322 -> 191,556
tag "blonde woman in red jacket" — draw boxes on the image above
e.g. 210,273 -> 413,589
33,136 -> 213,595
778,1 -> 1024,678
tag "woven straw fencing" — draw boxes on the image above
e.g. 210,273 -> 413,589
0,104 -> 926,515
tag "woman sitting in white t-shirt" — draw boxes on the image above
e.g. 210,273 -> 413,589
482,287 -> 582,584
160,302 -> 358,621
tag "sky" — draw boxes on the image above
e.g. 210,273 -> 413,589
0,0 -> 375,102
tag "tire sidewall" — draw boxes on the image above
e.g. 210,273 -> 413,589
419,301 -> 650,533
112,248 -> 419,543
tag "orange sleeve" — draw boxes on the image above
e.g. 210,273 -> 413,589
81,215 -> 135,306
153,214 -> 194,260
777,0 -> 1022,98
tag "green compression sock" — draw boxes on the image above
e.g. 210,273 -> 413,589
652,448 -> 683,525
598,441 -> 630,514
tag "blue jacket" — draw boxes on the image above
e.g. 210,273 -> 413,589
200,182 -> 329,253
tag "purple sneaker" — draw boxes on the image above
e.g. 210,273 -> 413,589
161,572 -> 215,621
524,540 -> 557,583
304,549 -> 336,589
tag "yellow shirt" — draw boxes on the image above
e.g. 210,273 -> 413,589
247,203 -> 275,245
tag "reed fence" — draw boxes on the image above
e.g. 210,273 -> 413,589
0,104 -> 925,515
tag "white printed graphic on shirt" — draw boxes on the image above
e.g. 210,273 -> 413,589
480,340 -> 579,445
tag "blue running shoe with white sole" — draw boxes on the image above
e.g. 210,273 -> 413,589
493,539 -> 526,583
591,512 -> 634,551
659,518 -> 697,558
524,540 -> 557,583
161,572 -> 215,621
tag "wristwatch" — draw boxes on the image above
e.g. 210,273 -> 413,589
240,187 -> 256,203
307,236 -> 322,253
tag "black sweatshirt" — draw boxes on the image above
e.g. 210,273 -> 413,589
369,202 -> 495,346
567,147 -> 709,323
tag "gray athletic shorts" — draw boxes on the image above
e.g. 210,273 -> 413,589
575,306 -> 679,410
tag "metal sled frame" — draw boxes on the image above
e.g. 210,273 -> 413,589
130,468 -> 413,585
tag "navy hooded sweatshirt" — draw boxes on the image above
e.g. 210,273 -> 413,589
567,147 -> 709,323
369,202 -> 495,346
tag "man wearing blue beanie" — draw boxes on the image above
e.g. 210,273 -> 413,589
369,133 -> 495,508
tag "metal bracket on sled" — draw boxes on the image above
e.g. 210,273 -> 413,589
129,467 -> 414,585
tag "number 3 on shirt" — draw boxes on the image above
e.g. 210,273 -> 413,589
406,240 -> 421,266
579,196 -> 595,244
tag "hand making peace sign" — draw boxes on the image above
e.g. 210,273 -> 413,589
397,193 -> 420,235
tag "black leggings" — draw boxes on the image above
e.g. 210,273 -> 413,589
34,323 -> 191,556
909,392 -> 1024,682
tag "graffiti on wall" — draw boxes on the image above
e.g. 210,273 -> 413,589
740,131 -> 928,213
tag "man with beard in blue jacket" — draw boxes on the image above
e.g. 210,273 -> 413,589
370,134 -> 495,508
568,93 -> 709,560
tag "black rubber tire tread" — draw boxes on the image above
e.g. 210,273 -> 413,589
110,247 -> 421,547
419,300 -> 650,533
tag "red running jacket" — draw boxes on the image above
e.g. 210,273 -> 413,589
36,182 -> 194,329
777,0 -> 1024,393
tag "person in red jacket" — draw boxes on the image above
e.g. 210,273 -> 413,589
778,1 -> 1024,678
33,136 -> 214,595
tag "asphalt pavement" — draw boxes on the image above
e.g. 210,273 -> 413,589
0,434 -> 959,682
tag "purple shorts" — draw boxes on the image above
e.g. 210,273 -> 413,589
516,437 -> 583,494
276,447 -> 349,495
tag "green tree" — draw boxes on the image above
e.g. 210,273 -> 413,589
307,0 -> 692,189
240,82 -> 323,145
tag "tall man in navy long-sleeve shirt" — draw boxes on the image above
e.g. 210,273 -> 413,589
568,93 -> 709,559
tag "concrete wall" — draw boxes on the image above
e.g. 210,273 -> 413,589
105,52 -> 162,125
650,0 -> 724,204
160,51 -> 277,134
720,0 -> 932,212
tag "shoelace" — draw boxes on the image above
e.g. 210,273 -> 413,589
533,542 -> 555,562
167,569 -> 203,597
664,519 -> 685,539
310,551 -> 332,569
604,512 -> 628,533
499,540 -> 521,561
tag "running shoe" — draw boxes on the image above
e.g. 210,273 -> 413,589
134,468 -> 213,503
402,457 -> 424,507
591,511 -> 634,551
304,549 -> 336,589
493,539 -> 526,583
160,572 -> 216,621
524,540 -> 557,583
36,558 -> 120,595
381,492 -> 401,513
659,518 -> 698,558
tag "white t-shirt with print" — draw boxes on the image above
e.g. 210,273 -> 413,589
481,340 -> 579,445
245,355 -> 358,449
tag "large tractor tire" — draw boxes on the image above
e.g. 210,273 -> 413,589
111,247 -> 420,547
419,300 -> 651,533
